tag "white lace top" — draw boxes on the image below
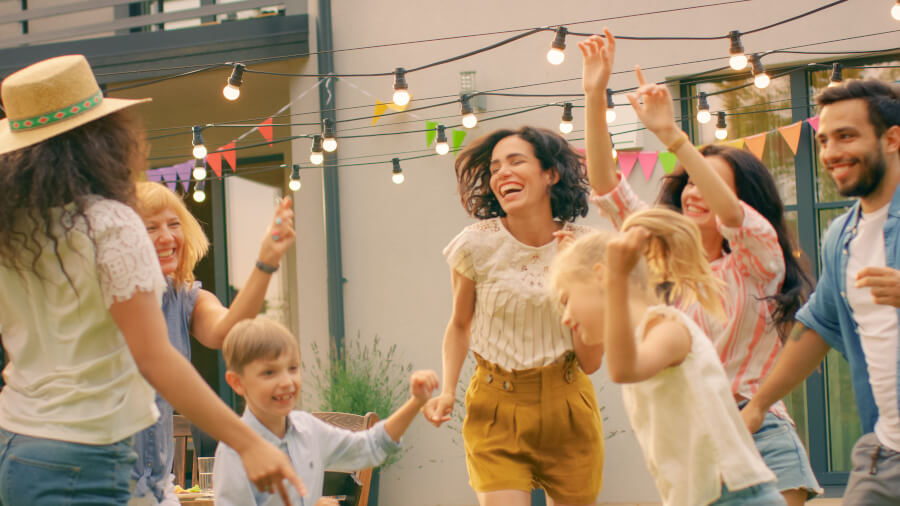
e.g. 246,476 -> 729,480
0,197 -> 165,444
623,305 -> 775,506
444,218 -> 592,370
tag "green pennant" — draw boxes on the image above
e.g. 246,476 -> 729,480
451,129 -> 467,153
659,151 -> 679,174
425,121 -> 438,147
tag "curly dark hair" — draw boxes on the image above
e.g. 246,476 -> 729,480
0,109 -> 145,283
454,126 -> 589,222
657,144 -> 812,336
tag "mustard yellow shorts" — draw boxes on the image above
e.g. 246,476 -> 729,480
463,353 -> 604,504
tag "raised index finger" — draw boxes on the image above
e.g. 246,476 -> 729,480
634,65 -> 647,87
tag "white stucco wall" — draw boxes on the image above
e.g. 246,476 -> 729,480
288,1 -> 899,504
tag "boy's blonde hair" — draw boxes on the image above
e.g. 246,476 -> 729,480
223,317 -> 300,375
134,181 -> 209,286
550,207 -> 724,318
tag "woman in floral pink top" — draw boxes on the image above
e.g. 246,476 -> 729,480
580,32 -> 820,504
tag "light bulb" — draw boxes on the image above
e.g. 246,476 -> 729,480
191,126 -> 206,159
546,48 -> 565,65
435,141 -> 450,155
289,164 -> 301,192
606,109 -> 617,123
697,110 -> 712,124
828,63 -> 843,88
754,73 -> 770,89
715,111 -> 728,140
193,189 -> 206,202
392,172 -> 405,184
391,158 -> 404,184
893,1 -> 900,21
750,54 -> 769,89
605,89 -> 616,123
559,102 -> 574,134
223,84 -> 240,101
462,113 -> 477,129
392,68 -> 410,106
460,95 -> 477,128
322,119 -> 337,152
559,121 -> 573,134
546,27 -> 567,65
729,54 -> 748,71
192,164 -> 207,180
611,147 -> 618,159
192,144 -> 207,159
322,137 -> 337,152
715,128 -> 728,140
728,31 -> 747,71
309,135 -> 324,164
697,91 -> 711,124
392,89 -> 410,107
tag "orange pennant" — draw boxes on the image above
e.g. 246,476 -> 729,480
778,121 -> 803,155
258,117 -> 273,147
206,152 -> 222,178
220,142 -> 237,173
744,133 -> 767,160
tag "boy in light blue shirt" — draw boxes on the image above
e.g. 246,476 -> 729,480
213,317 -> 438,506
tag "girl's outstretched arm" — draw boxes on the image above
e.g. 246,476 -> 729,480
603,228 -> 691,383
626,66 -> 743,227
580,29 -> 619,195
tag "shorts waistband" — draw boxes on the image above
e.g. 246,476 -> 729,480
472,352 -> 582,394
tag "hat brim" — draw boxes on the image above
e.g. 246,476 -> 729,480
0,96 -> 151,157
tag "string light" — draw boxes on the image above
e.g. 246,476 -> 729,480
391,157 -> 405,184
559,102 -> 574,134
322,119 -> 337,152
460,95 -> 478,129
828,62 -> 843,87
223,63 -> 245,101
546,26 -> 567,65
191,126 -> 207,159
697,91 -> 711,124
750,54 -> 770,89
309,135 -> 324,164
728,31 -> 748,71
435,125 -> 450,155
715,111 -> 728,140
192,180 -> 206,203
192,159 -> 207,180
605,88 -> 617,123
289,164 -> 301,191
392,67 -> 410,107
893,0 -> 900,21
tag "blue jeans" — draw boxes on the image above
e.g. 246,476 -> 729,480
710,481 -> 786,505
0,427 -> 136,506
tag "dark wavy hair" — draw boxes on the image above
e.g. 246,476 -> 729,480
454,126 -> 589,222
0,109 -> 145,283
815,78 -> 900,139
657,144 -> 812,336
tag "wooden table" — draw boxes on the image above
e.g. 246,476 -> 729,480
177,494 -> 213,505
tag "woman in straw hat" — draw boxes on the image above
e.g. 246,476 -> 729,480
0,55 -> 305,505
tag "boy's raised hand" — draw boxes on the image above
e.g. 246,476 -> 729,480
625,66 -> 682,146
579,29 -> 616,95
410,369 -> 440,403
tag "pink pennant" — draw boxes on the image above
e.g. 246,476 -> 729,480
207,152 -> 223,178
172,160 -> 193,192
638,151 -> 659,181
617,151 -> 639,179
806,115 -> 820,132
220,142 -> 237,173
259,117 -> 273,147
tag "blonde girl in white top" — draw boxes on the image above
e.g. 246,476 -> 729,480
550,208 -> 782,506
422,126 -> 605,506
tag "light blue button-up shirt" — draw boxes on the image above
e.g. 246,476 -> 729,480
213,408 -> 400,506
796,181 -> 900,434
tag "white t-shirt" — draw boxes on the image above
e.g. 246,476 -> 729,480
847,203 -> 900,452
0,197 -> 164,444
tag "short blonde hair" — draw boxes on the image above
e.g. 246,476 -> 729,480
223,317 -> 299,375
134,181 -> 209,286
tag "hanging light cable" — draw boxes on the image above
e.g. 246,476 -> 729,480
828,62 -> 843,87
223,63 -> 245,101
309,135 -> 324,164
559,102 -> 574,134
193,179 -> 206,203
697,91 -> 711,124
546,26 -> 567,65
728,31 -> 748,71
192,159 -> 207,180
191,126 -> 207,159
289,164 -> 301,191
392,67 -> 410,106
715,112 -> 728,140
750,54 -> 770,89
322,119 -> 337,152
606,88 -> 617,123
460,94 -> 478,129
435,125 -> 450,155
391,157 -> 405,184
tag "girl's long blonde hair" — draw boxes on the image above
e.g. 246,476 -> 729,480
134,181 -> 209,286
550,208 -> 724,319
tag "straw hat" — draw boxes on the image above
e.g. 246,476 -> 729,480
0,54 -> 150,156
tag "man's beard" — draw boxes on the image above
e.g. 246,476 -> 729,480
835,148 -> 887,198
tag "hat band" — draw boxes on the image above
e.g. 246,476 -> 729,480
9,91 -> 104,131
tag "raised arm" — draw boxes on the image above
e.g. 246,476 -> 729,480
191,196 -> 296,349
422,268 -> 475,427
626,66 -> 743,227
580,29 -> 619,195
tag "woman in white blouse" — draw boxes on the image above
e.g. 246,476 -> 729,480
0,55 -> 303,505
423,126 -> 605,506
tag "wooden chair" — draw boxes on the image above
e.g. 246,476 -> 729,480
173,414 -> 199,489
312,411 -> 380,506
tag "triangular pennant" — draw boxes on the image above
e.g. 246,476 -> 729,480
258,117 -> 273,147
659,151 -> 678,174
172,160 -> 194,192
744,133 -> 767,160
159,165 -> 177,192
778,121 -> 803,155
638,151 -> 659,181
220,142 -> 237,172
451,129 -> 466,153
724,138 -> 745,150
372,100 -> 388,126
426,121 -> 438,147
617,151 -> 639,179
806,115 -> 820,132
207,152 -> 223,178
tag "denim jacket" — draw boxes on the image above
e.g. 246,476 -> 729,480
796,182 -> 900,434
131,280 -> 200,501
